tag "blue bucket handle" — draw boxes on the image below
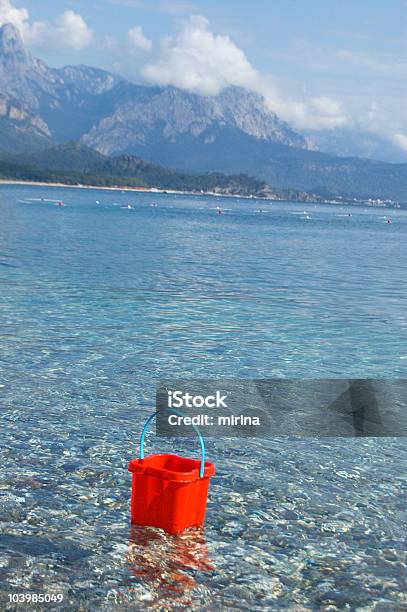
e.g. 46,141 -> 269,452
140,409 -> 206,478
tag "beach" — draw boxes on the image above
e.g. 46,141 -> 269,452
0,179 -> 266,200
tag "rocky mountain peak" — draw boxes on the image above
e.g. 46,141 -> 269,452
0,22 -> 29,64
0,24 -> 308,153
0,22 -> 60,111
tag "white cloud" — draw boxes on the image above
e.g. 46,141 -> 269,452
142,15 -> 348,130
54,10 -> 94,51
0,0 -> 44,43
128,25 -> 151,52
143,16 -> 261,95
308,97 -> 348,129
0,0 -> 27,30
393,133 -> 407,153
0,1 -> 93,51
310,96 -> 343,118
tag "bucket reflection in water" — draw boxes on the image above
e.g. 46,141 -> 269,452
126,526 -> 214,606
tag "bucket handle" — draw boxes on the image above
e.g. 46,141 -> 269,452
140,409 -> 206,478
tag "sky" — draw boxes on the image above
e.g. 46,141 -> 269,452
1,0 -> 407,149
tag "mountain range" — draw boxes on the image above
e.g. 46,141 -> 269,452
1,22 -> 407,201
305,128 -> 407,164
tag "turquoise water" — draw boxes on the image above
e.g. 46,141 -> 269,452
0,185 -> 406,610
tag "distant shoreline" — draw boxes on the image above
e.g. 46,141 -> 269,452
0,178 -> 402,209
0,179 -> 265,200
0,179 -> 165,194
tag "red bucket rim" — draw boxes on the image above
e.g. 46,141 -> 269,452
128,453 -> 215,482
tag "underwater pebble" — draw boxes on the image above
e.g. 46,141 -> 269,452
0,494 -> 26,523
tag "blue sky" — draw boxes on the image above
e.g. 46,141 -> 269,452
2,0 -> 407,147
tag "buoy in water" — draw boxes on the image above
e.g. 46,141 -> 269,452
128,412 -> 215,535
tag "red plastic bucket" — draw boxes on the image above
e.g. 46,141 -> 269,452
128,413 -> 215,535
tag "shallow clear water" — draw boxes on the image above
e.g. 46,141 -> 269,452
0,185 -> 406,610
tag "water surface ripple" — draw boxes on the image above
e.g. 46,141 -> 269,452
0,186 -> 406,610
